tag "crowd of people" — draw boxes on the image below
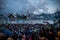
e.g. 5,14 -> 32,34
0,23 -> 60,40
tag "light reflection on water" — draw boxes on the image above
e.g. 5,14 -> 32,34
0,20 -> 54,24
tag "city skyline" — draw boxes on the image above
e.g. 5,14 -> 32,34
0,0 -> 60,14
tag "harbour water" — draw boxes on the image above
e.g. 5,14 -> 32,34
0,20 -> 54,24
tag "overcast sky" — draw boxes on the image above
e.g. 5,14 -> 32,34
0,0 -> 60,14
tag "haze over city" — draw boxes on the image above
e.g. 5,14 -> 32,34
0,0 -> 60,14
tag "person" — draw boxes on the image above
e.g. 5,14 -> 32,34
31,32 -> 35,40
7,37 -> 13,40
0,33 -> 6,40
58,30 -> 60,37
57,29 -> 60,39
12,32 -> 18,40
47,30 -> 55,40
55,37 -> 59,40
21,34 -> 26,40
